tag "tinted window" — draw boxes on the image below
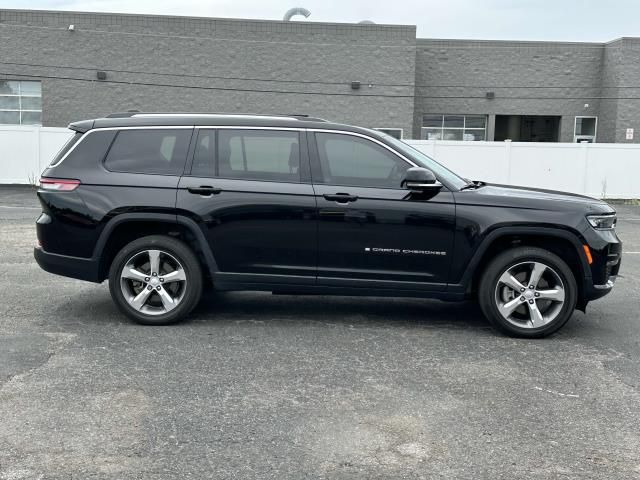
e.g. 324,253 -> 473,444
191,129 -> 216,177
315,133 -> 410,188
50,132 -> 82,166
56,130 -> 117,169
218,130 -> 300,182
379,134 -> 466,190
104,129 -> 191,175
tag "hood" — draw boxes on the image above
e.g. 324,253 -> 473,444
463,183 -> 615,214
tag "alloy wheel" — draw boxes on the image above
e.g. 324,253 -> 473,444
119,249 -> 187,316
494,261 -> 566,329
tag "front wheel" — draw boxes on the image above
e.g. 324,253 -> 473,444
108,235 -> 203,325
478,247 -> 578,338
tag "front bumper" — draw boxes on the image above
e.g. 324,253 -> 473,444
584,276 -> 618,301
34,247 -> 101,283
582,237 -> 622,302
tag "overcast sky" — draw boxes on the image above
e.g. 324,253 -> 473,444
1,0 -> 639,41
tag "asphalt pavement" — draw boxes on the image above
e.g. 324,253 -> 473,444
1,185 -> 639,479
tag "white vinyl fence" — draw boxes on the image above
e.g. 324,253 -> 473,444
1,126 -> 639,198
1,126 -> 73,184
406,140 -> 640,199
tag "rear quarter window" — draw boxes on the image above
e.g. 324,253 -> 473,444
49,132 -> 82,166
104,129 -> 192,175
49,130 -> 117,169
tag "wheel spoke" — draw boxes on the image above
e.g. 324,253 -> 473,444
499,272 -> 526,292
527,301 -> 545,328
130,287 -> 153,310
148,250 -> 161,275
121,248 -> 187,316
162,268 -> 186,283
528,262 -> 547,289
537,288 -> 565,302
498,297 -> 522,318
495,260 -> 566,330
157,286 -> 177,312
121,267 -> 148,282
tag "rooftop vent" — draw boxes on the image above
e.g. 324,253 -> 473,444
283,7 -> 311,21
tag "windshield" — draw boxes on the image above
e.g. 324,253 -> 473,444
377,134 -> 469,190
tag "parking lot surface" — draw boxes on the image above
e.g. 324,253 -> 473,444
1,185 -> 639,479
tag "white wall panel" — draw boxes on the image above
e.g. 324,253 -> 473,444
408,140 -> 640,199
1,127 -> 639,198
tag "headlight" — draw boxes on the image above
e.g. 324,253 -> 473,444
587,214 -> 617,230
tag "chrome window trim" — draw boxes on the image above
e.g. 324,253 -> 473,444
50,125 -> 416,170
308,128 -> 419,169
49,126 -> 195,167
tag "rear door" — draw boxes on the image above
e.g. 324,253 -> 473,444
177,127 -> 317,285
309,130 -> 456,290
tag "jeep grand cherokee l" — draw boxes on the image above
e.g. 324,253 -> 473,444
34,113 -> 622,337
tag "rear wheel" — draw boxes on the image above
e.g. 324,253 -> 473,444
478,247 -> 577,338
108,235 -> 203,325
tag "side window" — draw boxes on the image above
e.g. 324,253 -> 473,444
53,130 -> 117,168
191,129 -> 216,177
218,130 -> 301,182
104,129 -> 192,175
315,133 -> 410,188
49,132 -> 82,166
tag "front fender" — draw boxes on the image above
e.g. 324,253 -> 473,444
448,225 -> 591,294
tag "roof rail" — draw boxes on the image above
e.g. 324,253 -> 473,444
105,111 -> 329,122
286,114 -> 329,122
105,111 -> 140,118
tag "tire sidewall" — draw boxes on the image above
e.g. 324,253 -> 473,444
108,235 -> 202,325
479,247 -> 578,338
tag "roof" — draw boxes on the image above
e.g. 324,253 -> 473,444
68,112 -> 368,135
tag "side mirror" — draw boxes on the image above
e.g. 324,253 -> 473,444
401,167 -> 443,191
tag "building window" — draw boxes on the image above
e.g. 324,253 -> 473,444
0,80 -> 42,125
574,116 -> 597,143
421,115 -> 487,141
374,128 -> 403,140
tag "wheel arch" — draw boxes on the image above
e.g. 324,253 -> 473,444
458,227 -> 591,309
93,213 -> 218,282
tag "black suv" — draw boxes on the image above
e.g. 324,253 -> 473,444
35,113 -> 621,337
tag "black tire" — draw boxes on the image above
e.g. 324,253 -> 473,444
478,246 -> 578,338
108,235 -> 203,325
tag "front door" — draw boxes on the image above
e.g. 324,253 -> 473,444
309,131 -> 455,290
177,128 -> 317,285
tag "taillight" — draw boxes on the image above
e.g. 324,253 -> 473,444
39,178 -> 80,191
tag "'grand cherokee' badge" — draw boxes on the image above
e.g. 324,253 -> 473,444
364,247 -> 447,256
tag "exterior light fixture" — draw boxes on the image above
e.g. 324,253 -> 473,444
68,24 -> 75,31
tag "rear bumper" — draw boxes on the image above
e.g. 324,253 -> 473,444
34,247 -> 101,283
